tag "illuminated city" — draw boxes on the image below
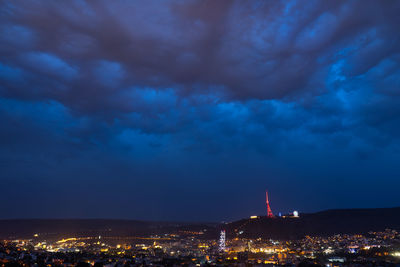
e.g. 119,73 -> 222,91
1,195 -> 400,266
2,223 -> 400,266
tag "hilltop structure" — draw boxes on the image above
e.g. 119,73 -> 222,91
266,191 -> 274,218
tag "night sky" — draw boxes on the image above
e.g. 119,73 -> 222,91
1,0 -> 400,222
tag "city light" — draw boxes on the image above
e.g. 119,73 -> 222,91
393,252 -> 400,257
1,228 -> 400,266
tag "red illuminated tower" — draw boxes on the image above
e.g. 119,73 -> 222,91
266,191 -> 274,218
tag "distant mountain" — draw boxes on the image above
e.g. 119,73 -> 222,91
0,219 -> 216,239
1,207 -> 400,240
222,207 -> 400,240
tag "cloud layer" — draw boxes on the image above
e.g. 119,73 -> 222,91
1,0 -> 400,221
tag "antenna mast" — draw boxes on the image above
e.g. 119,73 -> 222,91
266,191 -> 274,218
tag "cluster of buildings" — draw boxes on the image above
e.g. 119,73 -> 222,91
1,229 -> 400,266
218,228 -> 400,266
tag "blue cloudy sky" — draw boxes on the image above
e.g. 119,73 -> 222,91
0,0 -> 399,221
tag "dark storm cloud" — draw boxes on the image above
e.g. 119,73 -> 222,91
1,0 -> 400,221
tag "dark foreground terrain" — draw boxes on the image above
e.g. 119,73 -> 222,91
1,207 -> 400,240
223,207 -> 400,239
